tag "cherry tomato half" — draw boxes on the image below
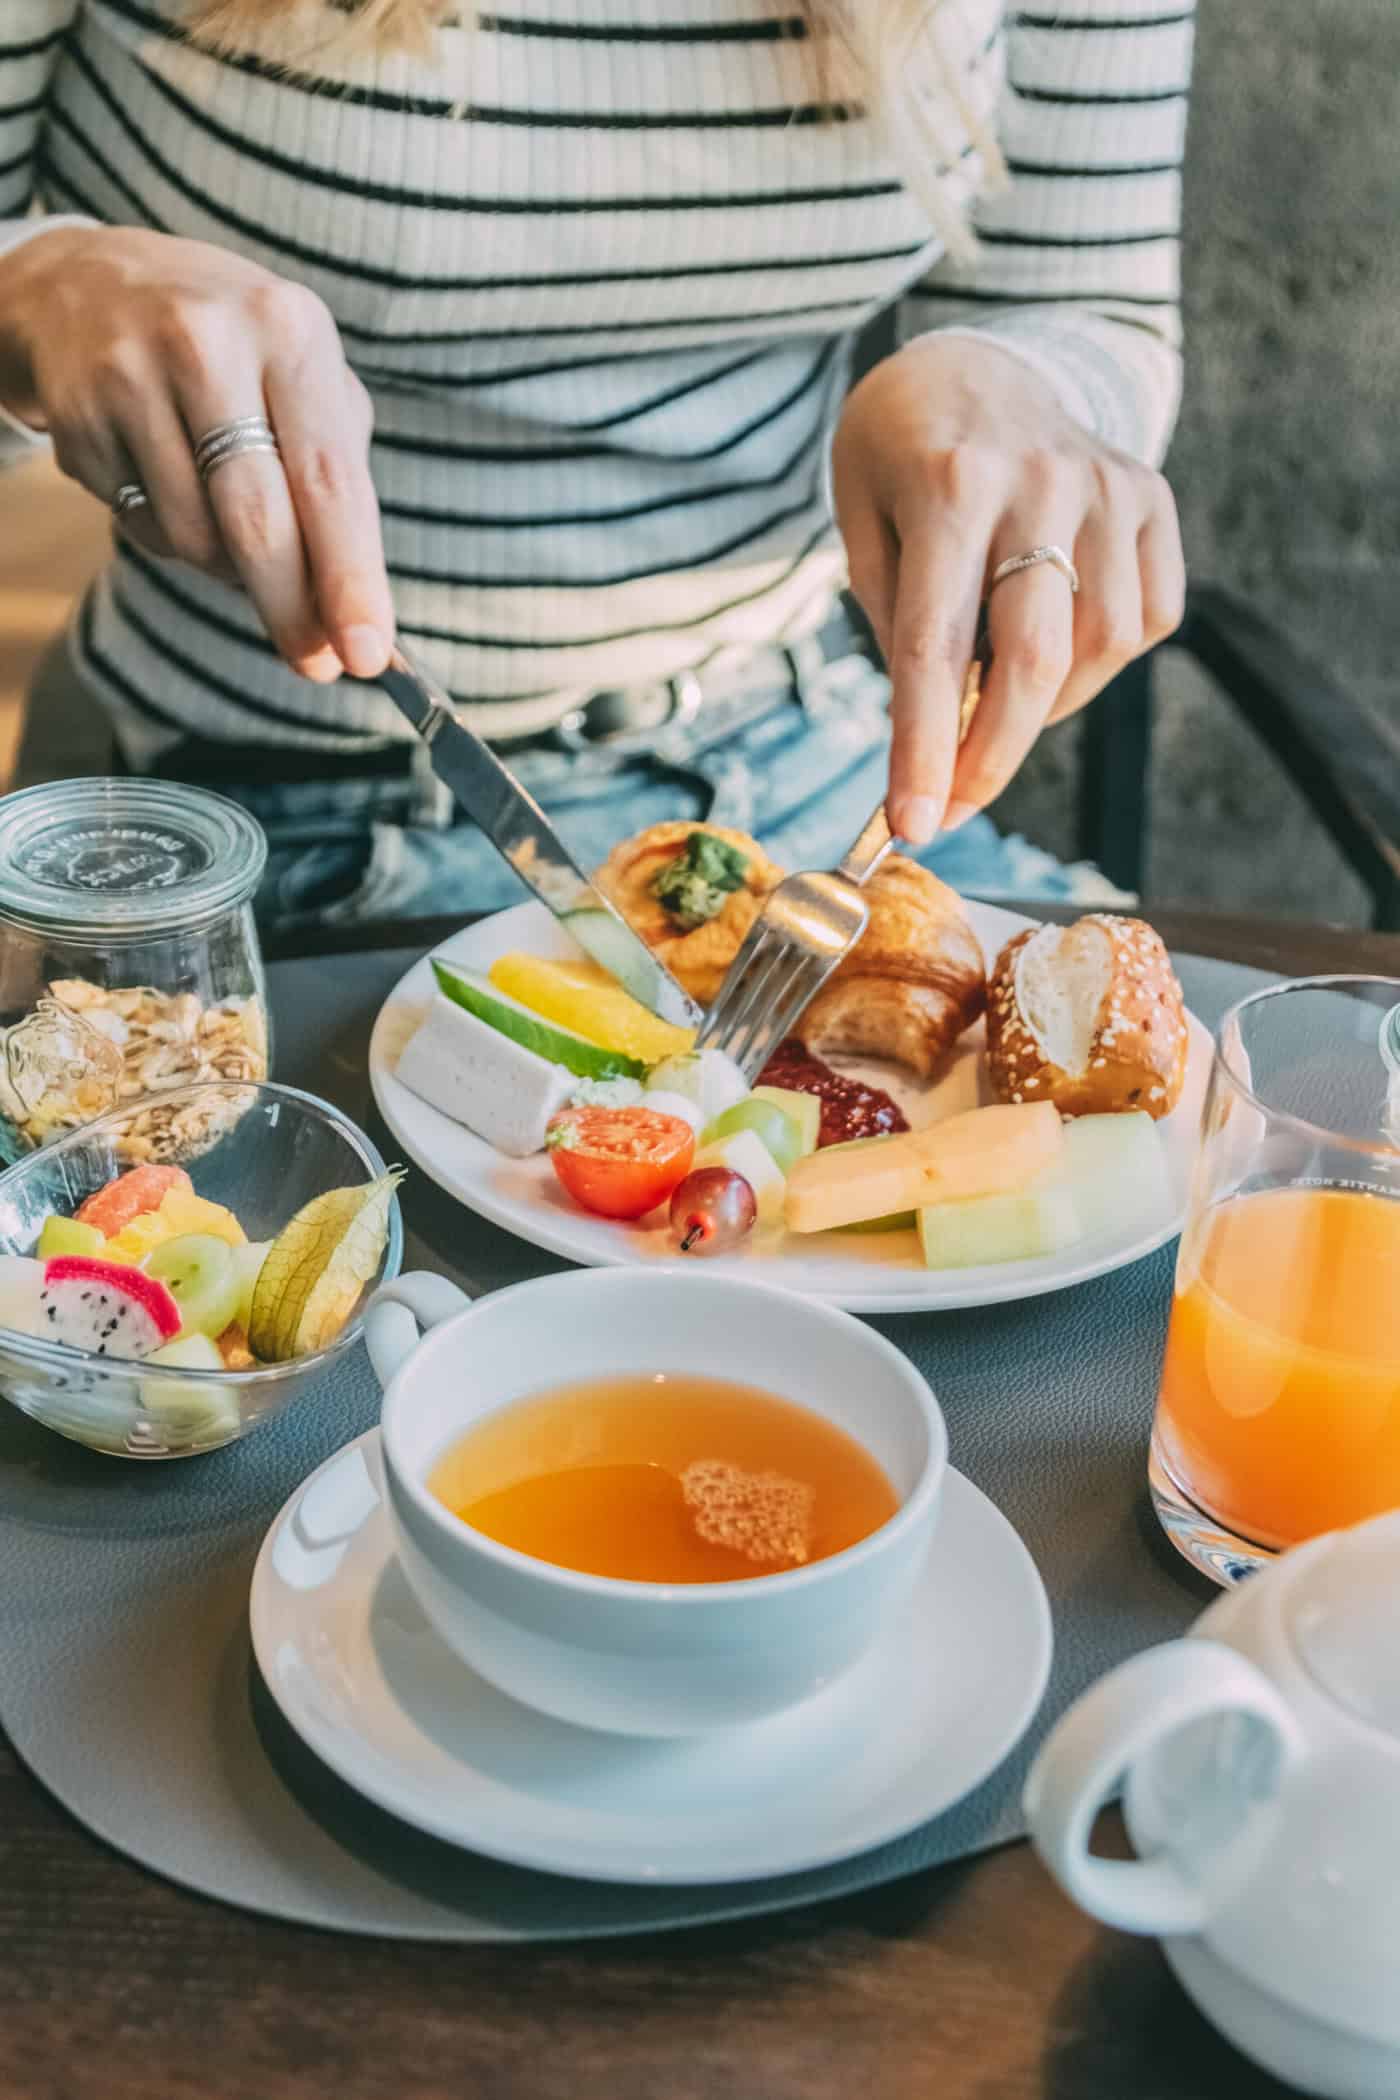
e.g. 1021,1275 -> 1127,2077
545,1107 -> 696,1221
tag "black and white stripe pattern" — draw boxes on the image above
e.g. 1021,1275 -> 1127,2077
2,0 -> 1191,759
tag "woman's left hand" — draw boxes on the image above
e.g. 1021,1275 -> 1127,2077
832,333 -> 1186,847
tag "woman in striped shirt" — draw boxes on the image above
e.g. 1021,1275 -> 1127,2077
0,0 -> 1192,929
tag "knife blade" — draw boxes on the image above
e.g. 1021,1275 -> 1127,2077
376,646 -> 703,1030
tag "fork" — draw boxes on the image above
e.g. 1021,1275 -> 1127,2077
695,638 -> 991,1079
694,803 -> 897,1080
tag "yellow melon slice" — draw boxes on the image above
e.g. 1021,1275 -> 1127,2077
784,1103 -> 1064,1236
489,954 -> 694,1066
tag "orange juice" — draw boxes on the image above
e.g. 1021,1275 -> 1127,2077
1155,1186 -> 1400,1548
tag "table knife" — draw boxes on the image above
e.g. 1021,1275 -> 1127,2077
375,645 -> 702,1030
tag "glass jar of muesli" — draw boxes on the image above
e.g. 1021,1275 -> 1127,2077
0,779 -> 269,1164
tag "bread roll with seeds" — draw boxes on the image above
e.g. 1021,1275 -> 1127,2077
985,916 -> 1188,1119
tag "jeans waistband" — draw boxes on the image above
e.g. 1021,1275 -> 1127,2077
151,598 -> 875,791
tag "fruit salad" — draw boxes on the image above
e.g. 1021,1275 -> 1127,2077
0,1161 -> 402,1370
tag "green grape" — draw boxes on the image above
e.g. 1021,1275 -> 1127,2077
700,1097 -> 805,1176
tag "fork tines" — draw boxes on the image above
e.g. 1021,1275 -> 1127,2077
696,882 -> 872,1080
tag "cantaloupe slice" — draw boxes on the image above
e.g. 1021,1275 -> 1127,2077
784,1103 -> 1063,1236
915,1111 -> 1169,1270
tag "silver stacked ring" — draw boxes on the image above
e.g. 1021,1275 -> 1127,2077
111,481 -> 148,518
989,544 -> 1081,596
194,415 -> 280,482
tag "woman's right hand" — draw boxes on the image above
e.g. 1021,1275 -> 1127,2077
0,224 -> 395,682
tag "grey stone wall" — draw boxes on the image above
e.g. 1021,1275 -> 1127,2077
995,0 -> 1399,924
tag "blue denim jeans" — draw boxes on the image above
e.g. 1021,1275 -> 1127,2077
225,641 -> 1124,933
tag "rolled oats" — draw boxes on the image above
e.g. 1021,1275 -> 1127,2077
0,980 -> 269,1160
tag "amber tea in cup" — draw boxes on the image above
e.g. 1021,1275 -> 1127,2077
429,1372 -> 899,1583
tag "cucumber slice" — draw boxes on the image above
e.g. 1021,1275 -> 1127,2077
432,960 -> 645,1081
557,908 -> 697,1030
750,1086 -> 821,1159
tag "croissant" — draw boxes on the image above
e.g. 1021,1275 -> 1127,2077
593,821 -> 783,1008
985,915 -> 1188,1118
799,857 -> 987,1080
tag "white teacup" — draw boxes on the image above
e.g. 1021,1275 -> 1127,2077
365,1268 -> 946,1737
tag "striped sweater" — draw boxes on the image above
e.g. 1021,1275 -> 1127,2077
0,0 -> 1194,761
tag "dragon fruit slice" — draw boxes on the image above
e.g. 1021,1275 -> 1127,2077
39,1256 -> 181,1360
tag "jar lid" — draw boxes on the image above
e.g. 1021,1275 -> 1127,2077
0,779 -> 266,937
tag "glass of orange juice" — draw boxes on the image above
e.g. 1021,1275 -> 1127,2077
1150,976 -> 1400,1585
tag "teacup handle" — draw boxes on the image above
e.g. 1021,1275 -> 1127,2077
1023,1638 -> 1305,1936
364,1272 -> 472,1389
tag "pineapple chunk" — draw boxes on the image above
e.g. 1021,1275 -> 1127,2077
489,954 -> 694,1067
105,1186 -> 246,1264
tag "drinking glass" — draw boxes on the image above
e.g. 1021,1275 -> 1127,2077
1150,977 -> 1400,1585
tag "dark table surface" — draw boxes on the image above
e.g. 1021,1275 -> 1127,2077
2,905 -> 1395,2100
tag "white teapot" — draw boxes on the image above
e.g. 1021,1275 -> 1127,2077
1024,1512 -> 1400,2100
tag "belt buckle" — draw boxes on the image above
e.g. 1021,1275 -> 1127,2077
552,671 -> 703,757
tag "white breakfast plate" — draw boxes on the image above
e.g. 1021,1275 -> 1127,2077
369,899 -> 1212,1313
250,1430 -> 1052,1886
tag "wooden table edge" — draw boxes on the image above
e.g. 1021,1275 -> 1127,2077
261,903 -> 1400,981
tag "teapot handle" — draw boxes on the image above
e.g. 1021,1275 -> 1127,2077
364,1272 -> 471,1389
1023,1638 -> 1305,1936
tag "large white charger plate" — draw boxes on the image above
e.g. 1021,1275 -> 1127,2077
368,899 -> 1211,1313
250,1430 -> 1052,1886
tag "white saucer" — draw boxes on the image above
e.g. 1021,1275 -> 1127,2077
250,1431 -> 1053,1887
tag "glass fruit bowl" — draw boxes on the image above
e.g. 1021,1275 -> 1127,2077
0,1081 -> 403,1459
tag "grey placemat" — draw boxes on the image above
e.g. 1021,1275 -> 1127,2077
0,950 -> 1253,1941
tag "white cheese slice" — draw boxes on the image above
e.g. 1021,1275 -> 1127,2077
396,993 -> 573,1157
